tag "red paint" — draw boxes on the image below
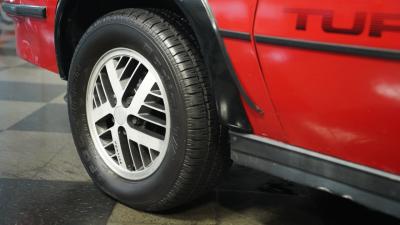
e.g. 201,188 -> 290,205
6,0 -> 400,175
210,0 -> 400,175
5,0 -> 58,73
254,0 -> 400,174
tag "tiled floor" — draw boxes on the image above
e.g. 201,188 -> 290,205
0,27 -> 399,225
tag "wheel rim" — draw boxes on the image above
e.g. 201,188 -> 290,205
86,48 -> 171,180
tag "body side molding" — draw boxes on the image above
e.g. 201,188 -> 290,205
219,29 -> 251,41
220,29 -> 400,60
255,35 -> 400,60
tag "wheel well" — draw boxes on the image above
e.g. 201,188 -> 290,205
56,0 -> 184,79
56,0 -> 254,132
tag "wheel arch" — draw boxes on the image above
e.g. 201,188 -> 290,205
55,0 -> 254,132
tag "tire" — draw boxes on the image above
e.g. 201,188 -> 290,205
68,8 -> 230,211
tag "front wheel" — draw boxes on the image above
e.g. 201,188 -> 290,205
68,8 -> 230,211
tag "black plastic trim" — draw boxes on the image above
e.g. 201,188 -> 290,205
230,132 -> 400,218
175,1 -> 262,114
54,0 -> 71,80
218,29 -> 400,60
255,35 -> 400,60
173,0 -> 259,132
220,29 -> 251,41
2,3 -> 46,19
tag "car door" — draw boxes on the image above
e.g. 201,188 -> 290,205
8,0 -> 58,72
254,0 -> 400,174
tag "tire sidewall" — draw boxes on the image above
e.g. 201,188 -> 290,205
68,18 -> 187,207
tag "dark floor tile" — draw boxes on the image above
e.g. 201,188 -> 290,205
0,179 -> 115,225
218,165 -> 310,195
0,47 -> 16,56
215,189 -> 400,225
0,81 -> 66,102
9,104 -> 70,133
215,165 -> 400,225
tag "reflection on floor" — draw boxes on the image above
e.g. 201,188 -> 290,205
0,29 -> 398,225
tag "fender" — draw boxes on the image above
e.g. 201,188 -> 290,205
54,0 -> 257,133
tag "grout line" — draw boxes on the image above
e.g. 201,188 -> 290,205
31,145 -> 67,179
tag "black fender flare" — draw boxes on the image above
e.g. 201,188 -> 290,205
55,0 -> 258,133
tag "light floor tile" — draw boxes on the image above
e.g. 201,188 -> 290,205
0,130 -> 73,154
107,203 -> 217,225
0,131 -> 75,179
0,100 -> 44,130
0,66 -> 64,85
49,93 -> 67,104
34,143 -> 91,182
0,55 -> 24,68
0,147 -> 60,179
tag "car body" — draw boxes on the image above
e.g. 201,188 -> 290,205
3,0 -> 400,218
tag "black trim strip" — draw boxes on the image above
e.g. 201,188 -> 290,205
255,35 -> 400,60
220,30 -> 251,41
218,29 -> 400,60
230,132 -> 400,218
2,3 -> 46,19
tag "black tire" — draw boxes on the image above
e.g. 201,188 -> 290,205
68,8 -> 230,211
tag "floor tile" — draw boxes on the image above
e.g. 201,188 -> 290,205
0,66 -> 65,84
0,55 -> 24,67
0,146 -> 59,179
0,131 -> 75,179
0,81 -> 66,102
50,93 -> 67,104
0,130 -> 73,153
0,178 -> 115,225
9,103 -> 70,133
0,47 -> 16,56
34,143 -> 91,182
108,165 -> 400,225
2,40 -> 16,49
215,188 -> 400,225
0,100 -> 44,130
107,202 -> 217,225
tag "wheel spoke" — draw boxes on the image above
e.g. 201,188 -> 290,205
87,48 -> 170,180
105,60 -> 124,101
92,102 -> 113,122
110,126 -> 128,169
124,124 -> 164,153
128,71 -> 157,114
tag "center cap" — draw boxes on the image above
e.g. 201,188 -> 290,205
114,106 -> 127,125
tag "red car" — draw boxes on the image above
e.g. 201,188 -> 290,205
3,0 -> 400,217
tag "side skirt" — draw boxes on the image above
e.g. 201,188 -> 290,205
230,132 -> 400,218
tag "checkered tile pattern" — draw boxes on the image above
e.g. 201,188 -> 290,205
0,33 -> 117,225
0,36 -> 79,176
0,28 -> 396,225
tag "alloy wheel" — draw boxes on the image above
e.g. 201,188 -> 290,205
86,48 -> 171,180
